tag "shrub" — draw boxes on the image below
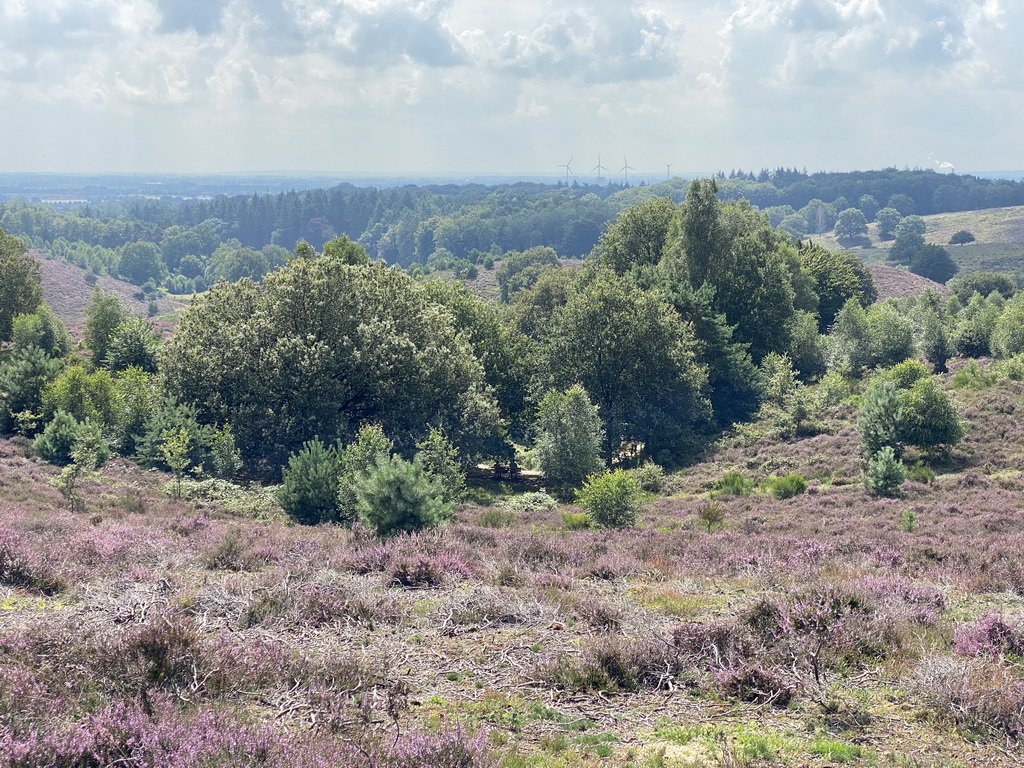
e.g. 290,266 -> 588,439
354,454 -> 452,536
337,424 -> 394,515
33,411 -> 110,468
863,446 -> 906,498
32,410 -> 83,466
906,462 -> 935,484
954,614 -> 1024,660
949,230 -> 976,245
277,438 -> 344,525
712,469 -> 752,497
534,384 -> 605,496
698,501 -> 725,533
765,473 -> 807,500
415,427 -> 466,503
951,359 -> 996,390
561,511 -> 593,530
575,470 -> 641,528
386,552 -> 471,588
499,491 -> 558,515
629,461 -> 665,493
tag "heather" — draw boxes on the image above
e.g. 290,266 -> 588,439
0,367 -> 1022,766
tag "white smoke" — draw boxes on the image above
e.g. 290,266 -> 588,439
929,154 -> 956,174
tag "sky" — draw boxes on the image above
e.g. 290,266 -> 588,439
0,0 -> 1021,177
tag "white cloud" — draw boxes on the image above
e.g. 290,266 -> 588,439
488,3 -> 681,83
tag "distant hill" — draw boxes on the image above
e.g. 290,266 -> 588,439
814,205 -> 1024,284
35,252 -> 185,336
865,263 -> 950,301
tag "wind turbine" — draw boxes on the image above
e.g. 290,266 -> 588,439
557,156 -> 574,183
620,156 -> 635,185
591,154 -> 609,181
666,161 -> 675,181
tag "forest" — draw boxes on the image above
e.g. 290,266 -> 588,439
0,167 -> 1021,299
3,176 -> 1024,766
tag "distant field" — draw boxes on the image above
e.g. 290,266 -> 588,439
813,205 -> 1024,284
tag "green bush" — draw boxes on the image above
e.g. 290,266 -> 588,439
863,446 -> 906,498
561,511 -> 593,530
712,469 -> 753,497
500,491 -> 558,515
33,411 -> 110,467
534,385 -> 605,497
354,454 -> 452,536
277,438 -> 344,525
575,470 -> 641,529
906,461 -> 935,484
951,359 -> 995,390
765,473 -> 807,500
629,461 -> 665,493
415,427 -> 466,503
337,424 -> 394,515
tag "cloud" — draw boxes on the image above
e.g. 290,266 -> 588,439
720,0 -> 1021,100
489,3 -> 681,83
288,0 -> 468,67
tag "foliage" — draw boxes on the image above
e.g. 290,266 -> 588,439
160,427 -> 193,500
105,316 -> 160,373
629,461 -> 665,493
83,284 -> 132,367
40,365 -> 116,426
117,240 -> 167,285
765,473 -> 807,500
10,303 -> 72,357
415,428 -> 466,504
834,208 -> 868,241
889,232 -> 924,265
545,268 -> 709,465
857,380 -> 902,459
33,411 -> 107,467
0,345 -> 62,434
575,470 -> 641,528
111,366 -> 156,455
920,308 -> 951,373
0,228 -> 42,342
863,446 -> 906,497
948,271 -> 1016,303
593,197 -> 676,274
910,244 -> 958,284
337,424 -> 395,517
800,243 -> 866,331
698,501 -> 726,533
161,258 -> 498,477
353,454 -> 452,536
951,292 -> 1001,358
898,377 -> 965,456
135,398 -> 216,472
712,470 -> 753,497
496,246 -> 560,302
875,207 -> 902,237
949,230 -> 976,245
277,437 -> 344,525
990,293 -> 1024,358
533,385 -> 605,496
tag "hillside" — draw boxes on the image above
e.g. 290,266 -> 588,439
815,205 -> 1024,284
3,363 -> 1024,766
35,252 -> 187,335
864,263 -> 949,300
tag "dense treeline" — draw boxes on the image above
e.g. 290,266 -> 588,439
3,179 -> 1022,528
0,168 -> 1020,296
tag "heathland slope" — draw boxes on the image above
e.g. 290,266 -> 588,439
3,360 -> 1024,766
